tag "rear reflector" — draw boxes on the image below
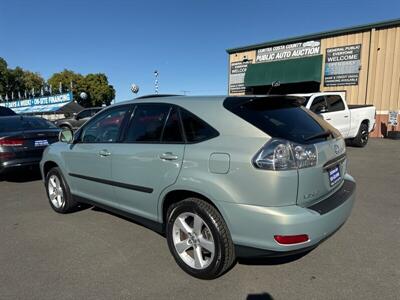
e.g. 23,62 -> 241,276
0,138 -> 24,147
274,234 -> 309,245
0,152 -> 15,159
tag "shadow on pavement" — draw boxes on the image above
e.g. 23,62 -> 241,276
247,293 -> 274,300
238,250 -> 312,266
0,166 -> 42,183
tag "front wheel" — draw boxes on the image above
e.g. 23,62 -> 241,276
45,167 -> 78,213
166,198 -> 235,279
352,123 -> 369,147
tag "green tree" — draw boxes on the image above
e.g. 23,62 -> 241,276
47,69 -> 84,99
47,70 -> 115,107
0,57 -> 45,100
22,71 -> 45,94
83,73 -> 115,107
0,57 -> 8,98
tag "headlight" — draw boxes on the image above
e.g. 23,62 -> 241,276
253,138 -> 317,171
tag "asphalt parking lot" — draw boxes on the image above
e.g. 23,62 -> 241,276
0,139 -> 399,300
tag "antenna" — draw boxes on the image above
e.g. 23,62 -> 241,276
267,80 -> 281,95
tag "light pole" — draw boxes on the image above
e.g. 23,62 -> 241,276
154,70 -> 159,94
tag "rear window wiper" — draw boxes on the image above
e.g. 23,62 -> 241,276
304,130 -> 332,142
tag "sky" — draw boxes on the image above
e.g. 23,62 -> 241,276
1,0 -> 399,102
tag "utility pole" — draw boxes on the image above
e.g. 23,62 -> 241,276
154,70 -> 159,94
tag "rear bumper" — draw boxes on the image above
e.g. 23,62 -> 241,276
0,157 -> 42,173
220,174 -> 356,257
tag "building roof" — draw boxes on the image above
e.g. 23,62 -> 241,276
226,18 -> 400,54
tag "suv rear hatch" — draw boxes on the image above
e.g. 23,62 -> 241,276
224,96 -> 346,206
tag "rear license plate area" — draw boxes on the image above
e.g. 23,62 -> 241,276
34,140 -> 49,147
328,165 -> 341,186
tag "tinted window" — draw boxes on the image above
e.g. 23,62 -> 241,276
23,118 -> 57,130
326,95 -> 345,112
125,104 -> 170,142
224,97 -> 335,144
77,109 -> 92,119
161,107 -> 184,143
310,96 -> 328,114
80,106 -> 127,143
0,107 -> 16,116
0,117 -> 56,132
180,108 -> 218,143
90,108 -> 101,116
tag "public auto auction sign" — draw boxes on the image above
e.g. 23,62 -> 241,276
255,40 -> 321,63
324,44 -> 362,86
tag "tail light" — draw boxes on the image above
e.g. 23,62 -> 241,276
0,138 -> 24,147
253,138 -> 317,171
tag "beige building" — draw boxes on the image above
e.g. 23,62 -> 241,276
226,19 -> 400,137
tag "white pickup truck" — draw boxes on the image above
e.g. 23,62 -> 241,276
292,92 -> 376,147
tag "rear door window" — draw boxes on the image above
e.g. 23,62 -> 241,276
224,97 -> 336,144
161,107 -> 184,143
125,104 -> 170,143
326,95 -> 345,112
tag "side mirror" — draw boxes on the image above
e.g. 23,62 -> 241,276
73,112 -> 78,120
59,128 -> 74,144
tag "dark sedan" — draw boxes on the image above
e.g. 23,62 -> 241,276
0,116 -> 60,174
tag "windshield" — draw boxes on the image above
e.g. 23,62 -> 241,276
224,96 -> 338,144
0,117 -> 57,133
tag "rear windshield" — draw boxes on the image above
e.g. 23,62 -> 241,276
0,107 -> 16,116
224,97 -> 336,144
0,117 -> 57,133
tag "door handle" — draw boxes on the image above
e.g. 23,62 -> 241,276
159,152 -> 179,161
344,115 -> 349,118
99,149 -> 111,157
325,118 -> 332,121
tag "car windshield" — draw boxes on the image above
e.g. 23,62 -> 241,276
0,117 -> 57,133
224,96 -> 337,144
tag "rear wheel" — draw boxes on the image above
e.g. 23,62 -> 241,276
166,198 -> 235,279
45,167 -> 78,213
352,123 -> 369,147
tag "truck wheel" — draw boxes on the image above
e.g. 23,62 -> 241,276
352,123 -> 369,147
166,198 -> 235,279
45,167 -> 78,213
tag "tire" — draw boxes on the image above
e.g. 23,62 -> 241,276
352,123 -> 369,147
45,167 -> 78,213
166,198 -> 235,279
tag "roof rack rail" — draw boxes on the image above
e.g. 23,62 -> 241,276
135,94 -> 183,100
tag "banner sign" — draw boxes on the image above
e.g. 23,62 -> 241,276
388,111 -> 398,126
0,92 -> 73,114
255,40 -> 321,63
229,60 -> 252,94
324,44 -> 361,86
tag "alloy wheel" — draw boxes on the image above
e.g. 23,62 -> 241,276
172,212 -> 215,270
48,175 -> 65,209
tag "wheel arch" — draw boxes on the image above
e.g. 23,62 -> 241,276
361,119 -> 370,131
43,161 -> 59,178
160,189 -> 227,231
